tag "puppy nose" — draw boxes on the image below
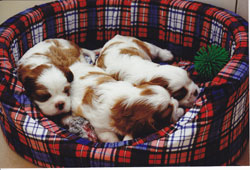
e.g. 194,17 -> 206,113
55,102 -> 65,110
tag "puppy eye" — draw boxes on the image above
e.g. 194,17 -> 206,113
64,86 -> 70,96
36,92 -> 51,102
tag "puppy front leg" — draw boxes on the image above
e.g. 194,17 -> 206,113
169,98 -> 185,123
144,42 -> 174,62
171,107 -> 185,123
97,131 -> 120,143
123,134 -> 133,141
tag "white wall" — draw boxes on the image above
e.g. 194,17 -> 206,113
0,0 -> 55,24
237,0 -> 249,21
194,0 -> 248,21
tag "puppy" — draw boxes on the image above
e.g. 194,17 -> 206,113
17,38 -> 95,116
96,35 -> 200,107
70,62 -> 184,142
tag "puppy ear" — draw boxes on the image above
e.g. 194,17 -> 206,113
150,77 -> 169,89
18,64 -> 50,96
111,99 -> 157,138
139,77 -> 169,89
172,87 -> 188,100
58,66 -> 74,83
152,104 -> 173,130
64,68 -> 74,83
23,76 -> 36,97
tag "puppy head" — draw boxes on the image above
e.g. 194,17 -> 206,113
19,64 -> 73,116
149,66 -> 200,107
172,80 -> 200,107
168,68 -> 200,107
111,85 -> 176,139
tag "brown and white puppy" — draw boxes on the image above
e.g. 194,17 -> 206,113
70,62 -> 184,142
96,35 -> 200,107
17,38 -> 95,116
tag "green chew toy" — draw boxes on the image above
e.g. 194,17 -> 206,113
194,45 -> 229,82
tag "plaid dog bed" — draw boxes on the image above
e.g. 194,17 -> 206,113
0,0 -> 248,167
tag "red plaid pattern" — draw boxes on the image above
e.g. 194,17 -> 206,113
0,0 -> 248,167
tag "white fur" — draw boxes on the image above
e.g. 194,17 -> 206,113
18,38 -> 91,67
35,66 -> 71,116
18,38 -> 96,116
70,62 -> 182,142
96,35 -> 200,107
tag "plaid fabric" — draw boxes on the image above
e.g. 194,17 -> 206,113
0,0 -> 248,167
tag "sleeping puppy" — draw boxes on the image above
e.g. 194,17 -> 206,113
96,35 -> 200,107
17,38 -> 95,116
70,62 -> 184,142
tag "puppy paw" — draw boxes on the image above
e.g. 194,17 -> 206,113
158,49 -> 174,62
171,108 -> 185,123
123,135 -> 133,141
176,108 -> 185,117
97,132 -> 120,143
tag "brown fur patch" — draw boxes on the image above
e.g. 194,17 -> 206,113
111,97 -> 176,138
82,86 -> 97,106
96,76 -> 115,85
140,88 -> 156,96
135,83 -> 150,89
153,104 -> 173,130
63,85 -> 70,96
102,41 -> 123,54
18,64 -> 52,102
133,39 -> 152,58
80,71 -> 109,80
150,77 -> 169,89
161,104 -> 173,119
73,106 -> 85,118
79,71 -> 114,85
43,40 -> 81,68
120,47 -> 149,60
46,46 -> 80,68
96,53 -> 106,69
96,41 -> 123,68
138,77 -> 169,90
111,98 -> 159,138
172,87 -> 188,101
111,72 -> 121,81
18,64 -> 50,83
88,71 -> 109,76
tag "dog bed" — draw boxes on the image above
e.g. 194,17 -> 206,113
0,0 -> 248,167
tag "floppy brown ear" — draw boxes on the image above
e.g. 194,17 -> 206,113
23,75 -> 36,97
18,64 -> 50,97
152,104 -> 173,130
138,77 -> 169,89
111,99 -> 158,138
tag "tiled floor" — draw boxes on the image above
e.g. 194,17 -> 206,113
0,128 -> 249,167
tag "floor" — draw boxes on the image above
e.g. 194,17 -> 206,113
0,0 -> 249,168
0,127 -> 249,167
